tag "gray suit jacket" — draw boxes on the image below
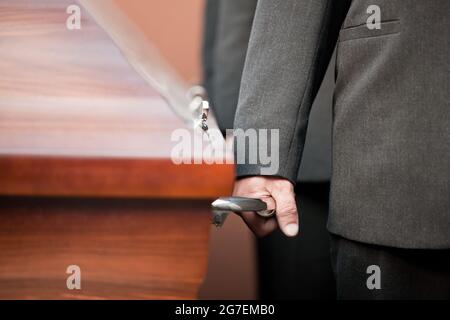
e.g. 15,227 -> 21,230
203,0 -> 332,182
234,0 -> 450,248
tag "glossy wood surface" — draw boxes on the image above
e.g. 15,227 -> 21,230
0,0 -> 234,299
0,197 -> 211,299
0,0 -> 234,198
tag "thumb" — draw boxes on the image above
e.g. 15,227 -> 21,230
271,185 -> 299,237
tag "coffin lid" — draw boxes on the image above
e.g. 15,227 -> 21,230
0,0 -> 234,199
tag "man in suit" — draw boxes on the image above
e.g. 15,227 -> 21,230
202,0 -> 337,299
233,0 -> 450,299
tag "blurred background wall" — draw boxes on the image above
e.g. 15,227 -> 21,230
112,0 -> 257,299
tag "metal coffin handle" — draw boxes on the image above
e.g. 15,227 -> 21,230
211,196 -> 276,227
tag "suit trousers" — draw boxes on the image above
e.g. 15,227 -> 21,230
330,235 -> 450,300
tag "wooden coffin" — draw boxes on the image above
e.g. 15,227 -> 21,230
0,0 -> 234,299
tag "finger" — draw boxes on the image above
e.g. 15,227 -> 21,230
239,195 -> 277,237
270,186 -> 298,237
259,195 -> 276,211
240,211 -> 278,237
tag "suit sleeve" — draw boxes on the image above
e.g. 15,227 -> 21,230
233,0 -> 350,185
202,0 -> 220,104
212,0 -> 257,133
